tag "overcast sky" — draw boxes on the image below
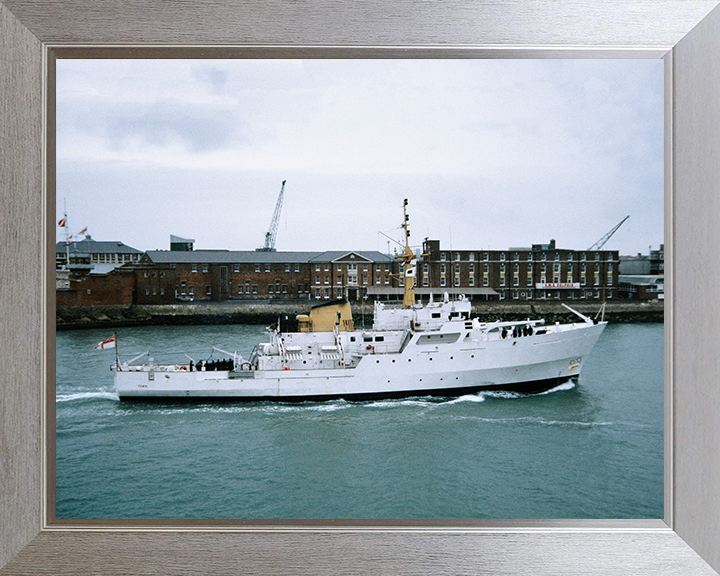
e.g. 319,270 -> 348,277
56,59 -> 663,256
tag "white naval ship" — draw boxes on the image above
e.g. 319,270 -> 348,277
113,201 -> 607,401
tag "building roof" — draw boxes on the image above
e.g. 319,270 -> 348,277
145,250 -> 324,264
56,237 -> 142,254
309,251 -> 395,263
144,249 -> 396,265
618,274 -> 664,285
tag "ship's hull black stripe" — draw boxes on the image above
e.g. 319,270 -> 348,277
118,376 -> 576,403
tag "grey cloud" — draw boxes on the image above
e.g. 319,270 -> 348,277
103,103 -> 245,152
192,65 -> 229,95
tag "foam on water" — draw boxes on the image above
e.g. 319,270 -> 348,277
56,391 -> 119,403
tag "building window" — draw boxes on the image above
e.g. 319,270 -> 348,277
469,264 -> 475,274
541,253 -> 547,261
363,276 -> 368,285
144,271 -> 149,278
469,253 -> 475,261
541,275 -> 546,284
324,276 -> 329,284
337,264 -> 342,271
160,271 -> 164,278
514,277 -> 519,286
265,264 -> 270,273
337,276 -> 342,284
286,264 -> 291,273
441,253 -> 446,261
145,288 -> 149,295
423,276 -> 429,286
440,276 -> 446,287
295,264 -> 300,273
440,265 -> 446,274
315,288 -> 321,298
152,288 -> 157,295
455,253 -> 461,261
595,253 -> 600,261
316,264 -> 320,271
181,281 -> 186,295
513,253 -> 519,261
376,277 -> 380,285
554,263 -> 560,272
384,276 -> 389,285
483,277 -> 489,287
527,276 -> 533,286
376,264 -> 381,272
324,288 -> 330,298
269,285 -> 274,294
206,286 -> 211,295
316,276 -> 320,285
252,285 -> 257,294
363,264 -> 368,271
455,265 -> 460,274
500,276 -> 505,286
255,265 -> 261,273
483,253 -> 489,261
234,265 -> 240,273
500,264 -> 505,273
483,264 -> 488,273
160,288 -> 164,295
500,253 -> 506,261
238,286 -> 243,295
555,253 -> 560,261
454,277 -> 460,287
202,264 -> 208,273
581,275 -> 586,286
469,276 -> 475,286
513,263 -> 519,272
336,288 -> 343,298
324,264 -> 329,271
513,290 -> 519,299
581,253 -> 587,261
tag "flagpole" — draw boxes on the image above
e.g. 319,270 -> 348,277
114,332 -> 119,370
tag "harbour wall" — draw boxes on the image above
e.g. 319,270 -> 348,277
56,300 -> 664,330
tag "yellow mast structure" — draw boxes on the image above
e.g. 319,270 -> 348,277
399,199 -> 417,309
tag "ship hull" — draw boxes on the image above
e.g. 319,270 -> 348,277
114,322 -> 605,401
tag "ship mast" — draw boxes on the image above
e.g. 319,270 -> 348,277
399,199 -> 417,309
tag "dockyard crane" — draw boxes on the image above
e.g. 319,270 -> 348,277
587,215 -> 630,251
258,180 -> 286,252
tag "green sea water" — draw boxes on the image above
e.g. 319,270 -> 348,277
55,322 -> 663,519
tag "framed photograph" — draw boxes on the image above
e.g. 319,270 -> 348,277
2,1 -> 720,574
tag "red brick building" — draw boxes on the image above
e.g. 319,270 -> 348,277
133,250 -> 397,304
418,239 -> 619,302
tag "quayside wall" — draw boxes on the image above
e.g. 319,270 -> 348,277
56,300 -> 664,330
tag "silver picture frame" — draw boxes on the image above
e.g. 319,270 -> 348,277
2,1 -> 719,574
